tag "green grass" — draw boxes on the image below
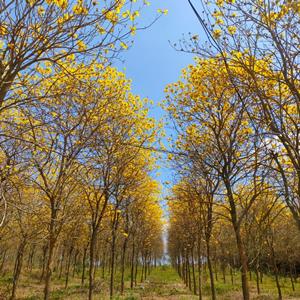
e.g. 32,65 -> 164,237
0,266 -> 299,300
193,268 -> 300,300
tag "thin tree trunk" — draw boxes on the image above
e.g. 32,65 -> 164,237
225,179 -> 250,300
40,245 -> 48,282
255,267 -> 260,295
271,244 -> 282,300
144,256 -> 147,281
197,240 -> 203,300
134,251 -> 138,287
110,230 -> 116,298
93,252 -> 98,280
214,259 -> 218,282
235,228 -> 250,300
121,236 -> 128,294
102,251 -> 106,279
177,255 -> 181,278
81,246 -> 87,286
289,264 -> 295,291
72,250 -> 78,277
230,265 -> 234,285
130,240 -> 135,289
205,235 -> 216,300
27,245 -> 35,273
10,239 -> 26,300
183,253 -> 187,286
222,262 -> 226,283
65,246 -> 74,289
191,249 -> 197,295
44,217 -> 57,300
187,254 -> 191,291
59,247 -> 65,279
141,256 -> 145,282
88,229 -> 97,300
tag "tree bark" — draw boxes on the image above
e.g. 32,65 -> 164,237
110,222 -> 117,298
81,246 -> 87,286
40,244 -> 48,282
270,243 -> 282,300
206,238 -> 216,300
72,250 -> 78,277
235,228 -> 250,300
255,267 -> 260,295
120,236 -> 128,294
65,246 -> 74,289
191,248 -> 197,295
11,239 -> 27,300
225,177 -> 250,300
44,209 -> 58,300
59,247 -> 65,279
197,238 -> 203,300
88,229 -> 97,300
130,240 -> 135,289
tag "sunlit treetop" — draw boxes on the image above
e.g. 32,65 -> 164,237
0,0 -> 158,109
164,56 -> 255,156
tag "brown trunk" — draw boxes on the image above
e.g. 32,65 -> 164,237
222,262 -> 226,283
206,239 -> 216,300
235,228 -> 250,300
270,244 -> 282,300
120,236 -> 128,294
59,247 -> 65,279
144,256 -> 147,281
72,250 -> 78,277
182,254 -> 186,284
187,254 -> 191,291
197,238 -> 202,300
27,245 -> 35,273
147,256 -> 151,275
289,264 -> 295,291
102,250 -> 106,279
81,246 -> 87,286
10,239 -> 26,300
230,266 -> 234,285
130,240 -> 135,289
65,246 -> 74,289
110,231 -> 116,298
134,251 -> 138,287
141,256 -> 145,283
226,177 -> 250,300
255,267 -> 260,294
88,229 -> 97,300
177,255 -> 181,277
145,255 -> 149,278
44,223 -> 57,300
93,252 -> 98,280
40,244 -> 48,282
191,249 -> 197,295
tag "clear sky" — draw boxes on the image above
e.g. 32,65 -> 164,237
115,0 -> 204,204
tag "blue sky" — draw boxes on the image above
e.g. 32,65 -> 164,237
116,0 -> 203,202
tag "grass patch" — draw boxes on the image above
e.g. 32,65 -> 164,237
0,266 -> 299,300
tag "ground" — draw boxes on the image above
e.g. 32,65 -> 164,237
1,266 -> 300,299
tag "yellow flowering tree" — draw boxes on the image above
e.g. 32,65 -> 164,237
186,0 -> 300,232
0,0 -> 151,110
165,56 -> 270,300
